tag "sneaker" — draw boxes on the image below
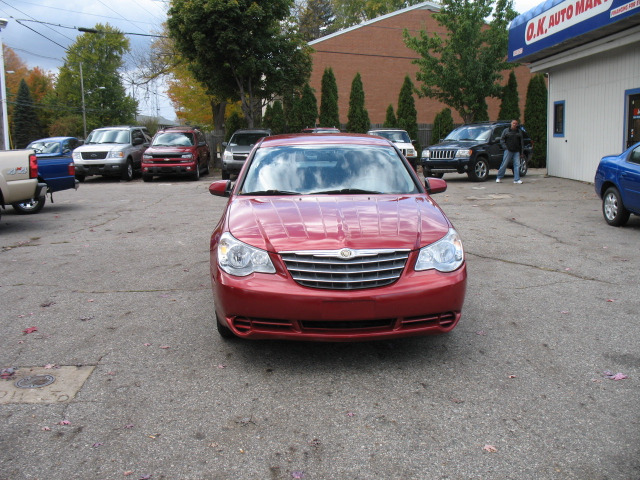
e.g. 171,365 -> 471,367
496,178 -> 501,183
514,180 -> 523,184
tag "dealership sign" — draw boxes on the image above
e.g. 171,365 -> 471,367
509,0 -> 640,61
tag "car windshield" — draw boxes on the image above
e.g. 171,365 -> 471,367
370,130 -> 411,143
86,129 -> 131,144
444,126 -> 492,142
229,133 -> 267,147
28,141 -> 61,154
152,132 -> 194,147
240,145 -> 420,195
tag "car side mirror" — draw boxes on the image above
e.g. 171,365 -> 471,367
424,177 -> 447,195
222,142 -> 228,148
209,180 -> 232,197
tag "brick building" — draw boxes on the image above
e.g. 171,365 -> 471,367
308,1 -> 534,128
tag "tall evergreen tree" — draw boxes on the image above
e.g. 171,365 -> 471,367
498,70 -> 520,121
346,73 -> 370,133
268,100 -> 286,134
298,0 -> 335,41
383,104 -> 397,128
524,73 -> 548,167
12,79 -> 42,148
431,107 -> 454,145
396,75 -> 420,150
319,67 -> 340,128
299,82 -> 318,129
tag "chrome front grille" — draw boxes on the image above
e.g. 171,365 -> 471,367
428,149 -> 456,160
281,249 -> 409,290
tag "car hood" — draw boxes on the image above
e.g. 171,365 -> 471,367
226,195 -> 451,252
145,146 -> 194,154
75,144 -> 126,151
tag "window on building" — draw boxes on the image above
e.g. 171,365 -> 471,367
554,101 -> 565,137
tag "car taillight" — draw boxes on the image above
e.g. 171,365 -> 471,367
68,162 -> 75,175
29,154 -> 38,179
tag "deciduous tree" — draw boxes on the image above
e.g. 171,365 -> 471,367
56,24 -> 138,132
404,0 -> 516,123
168,0 -> 312,128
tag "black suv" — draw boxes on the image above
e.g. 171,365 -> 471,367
421,121 -> 533,182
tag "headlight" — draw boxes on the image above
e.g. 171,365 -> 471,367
108,150 -> 125,158
415,228 -> 464,273
72,152 -> 81,160
406,149 -> 416,157
223,150 -> 233,161
456,149 -> 472,158
143,154 -> 152,159
422,150 -> 430,159
217,232 -> 276,276
181,153 -> 193,159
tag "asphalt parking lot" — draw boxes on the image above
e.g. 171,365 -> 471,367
1,168 -> 638,480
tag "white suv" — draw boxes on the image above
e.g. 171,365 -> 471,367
72,126 -> 151,181
367,128 -> 418,170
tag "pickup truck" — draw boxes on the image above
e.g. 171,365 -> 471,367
12,137 -> 81,214
0,149 -> 47,222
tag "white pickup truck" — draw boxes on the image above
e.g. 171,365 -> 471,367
0,150 -> 47,222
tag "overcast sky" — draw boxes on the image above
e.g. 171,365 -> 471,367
0,0 -> 546,121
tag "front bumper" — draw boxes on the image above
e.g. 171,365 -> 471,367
211,251 -> 467,342
142,164 -> 197,176
75,160 -> 126,177
422,158 -> 468,173
222,159 -> 246,174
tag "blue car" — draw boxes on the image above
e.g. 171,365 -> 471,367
13,137 -> 81,214
594,142 -> 640,226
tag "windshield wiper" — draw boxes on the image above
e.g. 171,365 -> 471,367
243,189 -> 300,195
311,188 -> 382,194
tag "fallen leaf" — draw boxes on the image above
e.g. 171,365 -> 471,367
606,299 -> 615,302
23,327 -> 38,335
483,444 -> 498,453
346,412 -> 356,417
58,420 -> 71,426
159,345 -> 170,349
476,330 -> 487,336
291,472 -> 305,479
124,424 -> 135,429
603,371 -> 628,380
123,471 -> 133,476
41,426 -> 51,431
1,367 -> 16,379
92,442 -> 103,448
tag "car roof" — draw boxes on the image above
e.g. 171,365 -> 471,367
258,133 -> 393,148
30,136 -> 77,142
368,128 -> 408,132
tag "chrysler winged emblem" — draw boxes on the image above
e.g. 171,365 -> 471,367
339,248 -> 354,259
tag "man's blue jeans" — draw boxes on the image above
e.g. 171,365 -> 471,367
497,150 -> 520,181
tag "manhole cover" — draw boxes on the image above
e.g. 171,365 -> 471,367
15,375 -> 56,389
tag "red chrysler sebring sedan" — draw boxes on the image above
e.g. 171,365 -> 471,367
209,133 -> 467,341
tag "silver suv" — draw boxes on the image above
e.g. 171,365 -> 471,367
221,129 -> 271,179
72,126 -> 151,181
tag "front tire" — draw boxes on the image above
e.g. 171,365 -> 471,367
602,186 -> 630,226
191,164 -> 201,181
216,315 -> 235,339
468,157 -> 489,182
122,159 -> 134,181
12,196 -> 46,214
